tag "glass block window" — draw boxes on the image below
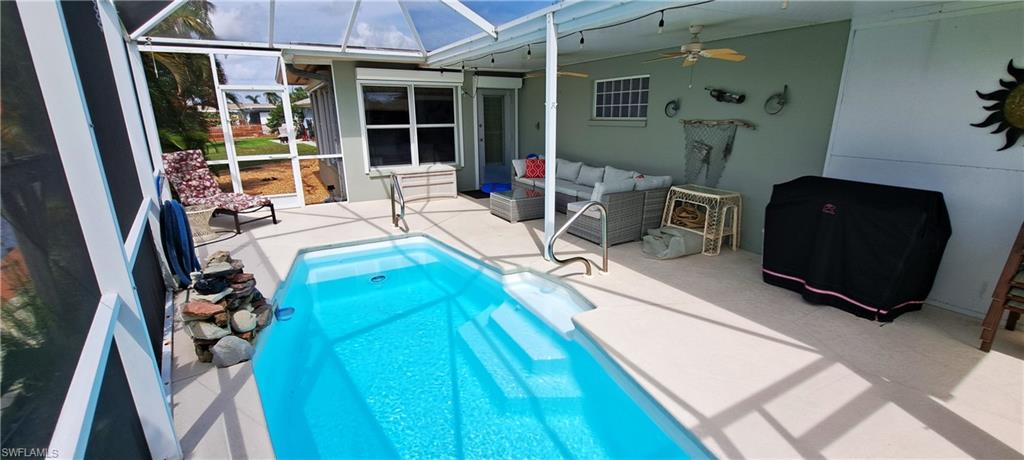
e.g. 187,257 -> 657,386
593,75 -> 650,120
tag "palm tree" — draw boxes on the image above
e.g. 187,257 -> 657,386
245,95 -> 261,104
148,0 -> 215,39
263,92 -> 282,105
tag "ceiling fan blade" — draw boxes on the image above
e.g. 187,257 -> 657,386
707,53 -> 746,62
643,54 -> 686,63
701,48 -> 740,57
524,71 -> 589,79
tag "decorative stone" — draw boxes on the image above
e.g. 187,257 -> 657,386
236,331 -> 254,342
181,300 -> 224,321
253,297 -> 268,309
226,294 -> 252,311
230,259 -> 244,271
212,311 -> 229,328
185,321 -> 230,341
190,287 -> 233,304
231,279 -> 256,291
206,250 -> 232,266
211,336 -> 253,368
203,261 -> 239,277
254,305 -> 272,330
230,273 -> 255,284
230,310 -> 257,333
194,343 -> 213,363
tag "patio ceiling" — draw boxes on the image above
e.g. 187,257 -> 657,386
120,0 -> 935,70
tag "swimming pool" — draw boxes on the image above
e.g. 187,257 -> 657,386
254,235 -> 710,459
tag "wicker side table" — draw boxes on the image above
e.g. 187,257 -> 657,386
661,184 -> 742,255
184,205 -> 218,244
490,188 -> 544,223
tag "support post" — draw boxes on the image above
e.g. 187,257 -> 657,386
543,12 -> 558,260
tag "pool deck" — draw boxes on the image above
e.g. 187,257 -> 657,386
171,196 -> 1024,459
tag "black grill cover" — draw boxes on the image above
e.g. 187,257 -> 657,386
762,176 -> 951,321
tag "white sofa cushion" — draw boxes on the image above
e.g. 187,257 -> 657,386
590,178 -> 636,201
604,165 -> 636,183
567,200 -> 602,218
556,159 -> 583,181
515,176 -> 542,187
556,180 -> 595,199
576,164 -> 605,186
512,159 -> 527,178
634,174 -> 673,191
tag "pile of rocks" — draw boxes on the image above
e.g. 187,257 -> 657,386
180,251 -> 272,367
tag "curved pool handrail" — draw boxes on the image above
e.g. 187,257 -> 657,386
547,201 -> 608,276
390,172 -> 406,227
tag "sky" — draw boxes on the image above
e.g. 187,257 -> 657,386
155,0 -> 556,51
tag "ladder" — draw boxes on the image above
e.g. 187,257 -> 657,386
979,222 -> 1024,352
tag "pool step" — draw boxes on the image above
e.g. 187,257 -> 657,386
489,304 -> 567,373
458,308 -> 581,406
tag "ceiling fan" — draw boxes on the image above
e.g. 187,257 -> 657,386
524,69 -> 590,79
644,25 -> 746,67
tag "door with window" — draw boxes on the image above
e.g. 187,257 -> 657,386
477,89 -> 515,186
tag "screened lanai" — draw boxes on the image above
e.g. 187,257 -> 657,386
131,0 -> 557,56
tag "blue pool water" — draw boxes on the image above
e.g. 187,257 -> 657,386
254,236 -> 708,459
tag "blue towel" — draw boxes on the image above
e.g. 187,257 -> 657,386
160,200 -> 202,288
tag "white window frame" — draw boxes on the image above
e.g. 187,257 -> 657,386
356,81 -> 463,173
592,74 -> 650,121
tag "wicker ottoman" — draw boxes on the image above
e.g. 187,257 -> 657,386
490,189 -> 544,223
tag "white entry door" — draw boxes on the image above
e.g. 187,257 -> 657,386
477,88 -> 515,186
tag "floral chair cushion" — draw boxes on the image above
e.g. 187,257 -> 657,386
168,169 -> 221,203
191,193 -> 271,212
162,150 -> 271,212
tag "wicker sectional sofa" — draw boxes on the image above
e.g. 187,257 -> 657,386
512,158 -> 671,245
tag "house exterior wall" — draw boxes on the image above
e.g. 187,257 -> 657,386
331,62 -> 478,202
517,21 -> 851,253
823,3 -> 1024,318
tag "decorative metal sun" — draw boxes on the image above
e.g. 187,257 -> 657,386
972,59 -> 1024,151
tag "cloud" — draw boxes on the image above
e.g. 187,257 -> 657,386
348,21 -> 418,50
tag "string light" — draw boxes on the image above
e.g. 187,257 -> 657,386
451,1 -> 711,68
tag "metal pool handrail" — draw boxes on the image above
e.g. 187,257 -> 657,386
546,201 -> 609,276
390,172 -> 405,227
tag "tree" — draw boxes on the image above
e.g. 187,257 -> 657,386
266,87 -> 308,131
245,95 -> 261,104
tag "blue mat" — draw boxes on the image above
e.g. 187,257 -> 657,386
481,182 -> 511,194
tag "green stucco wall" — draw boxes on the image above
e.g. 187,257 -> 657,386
517,21 -> 850,253
332,62 -> 479,202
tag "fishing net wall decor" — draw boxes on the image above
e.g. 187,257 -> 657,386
682,122 -> 739,188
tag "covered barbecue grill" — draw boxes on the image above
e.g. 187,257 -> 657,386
762,176 -> 951,321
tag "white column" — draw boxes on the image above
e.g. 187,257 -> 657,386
543,12 -> 558,260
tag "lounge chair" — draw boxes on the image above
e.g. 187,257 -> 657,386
162,150 -> 277,234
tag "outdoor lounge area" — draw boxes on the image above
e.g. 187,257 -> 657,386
2,0 -> 1022,459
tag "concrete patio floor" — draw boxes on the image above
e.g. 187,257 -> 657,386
170,196 -> 1024,459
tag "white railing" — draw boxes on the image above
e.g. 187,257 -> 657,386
390,172 -> 406,228
546,201 -> 609,276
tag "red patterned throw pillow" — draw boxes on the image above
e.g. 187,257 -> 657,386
524,158 -> 545,178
